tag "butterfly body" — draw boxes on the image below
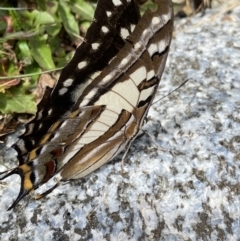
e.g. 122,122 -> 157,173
0,0 -> 173,210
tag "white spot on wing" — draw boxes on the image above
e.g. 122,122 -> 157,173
112,0 -> 122,6
63,78 -> 74,87
36,109 -> 43,120
143,29 -> 148,37
85,89 -> 97,100
129,66 -> 146,86
120,28 -> 130,39
90,71 -> 101,80
139,85 -> 155,103
134,41 -> 142,50
52,132 -> 60,141
147,70 -> 155,80
163,13 -> 171,23
92,43 -> 100,50
130,24 -> 135,32
60,120 -> 68,129
101,74 -> 113,84
78,61 -> 87,69
101,26 -> 109,33
48,109 -> 52,115
141,29 -> 151,43
79,99 -> 89,107
120,58 -> 128,67
119,54 -> 132,68
148,43 -> 158,56
38,123 -> 42,130
106,11 -> 112,17
59,87 -> 68,95
152,17 -> 160,26
158,39 -> 166,53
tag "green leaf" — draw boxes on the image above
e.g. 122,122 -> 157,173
17,40 -> 32,62
45,20 -> 61,37
34,11 -> 55,26
23,63 -> 41,85
7,61 -> 19,76
71,0 -> 94,21
22,9 -> 39,27
9,9 -> 22,31
58,0 -> 79,40
29,35 -> 55,70
46,1 -> 59,15
80,21 -> 91,33
0,80 -> 36,114
0,18 -> 7,32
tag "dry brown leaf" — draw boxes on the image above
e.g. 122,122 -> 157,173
33,73 -> 56,103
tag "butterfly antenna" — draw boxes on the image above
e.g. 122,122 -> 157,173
152,78 -> 191,106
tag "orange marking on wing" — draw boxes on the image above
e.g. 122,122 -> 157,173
42,160 -> 56,183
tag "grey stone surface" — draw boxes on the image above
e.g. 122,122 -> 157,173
0,1 -> 240,240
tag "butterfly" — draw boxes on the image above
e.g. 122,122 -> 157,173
0,0 -> 173,210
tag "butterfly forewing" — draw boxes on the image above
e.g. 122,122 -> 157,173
60,0 -> 174,179
0,0 -> 173,210
13,0 -> 141,163
30,0 -> 173,181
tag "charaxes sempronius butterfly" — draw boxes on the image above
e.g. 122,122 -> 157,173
0,0 -> 173,210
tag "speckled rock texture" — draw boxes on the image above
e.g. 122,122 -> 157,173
0,1 -> 240,240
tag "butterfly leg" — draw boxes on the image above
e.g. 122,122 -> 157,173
35,183 -> 59,200
120,141 -> 133,173
142,130 -> 168,152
